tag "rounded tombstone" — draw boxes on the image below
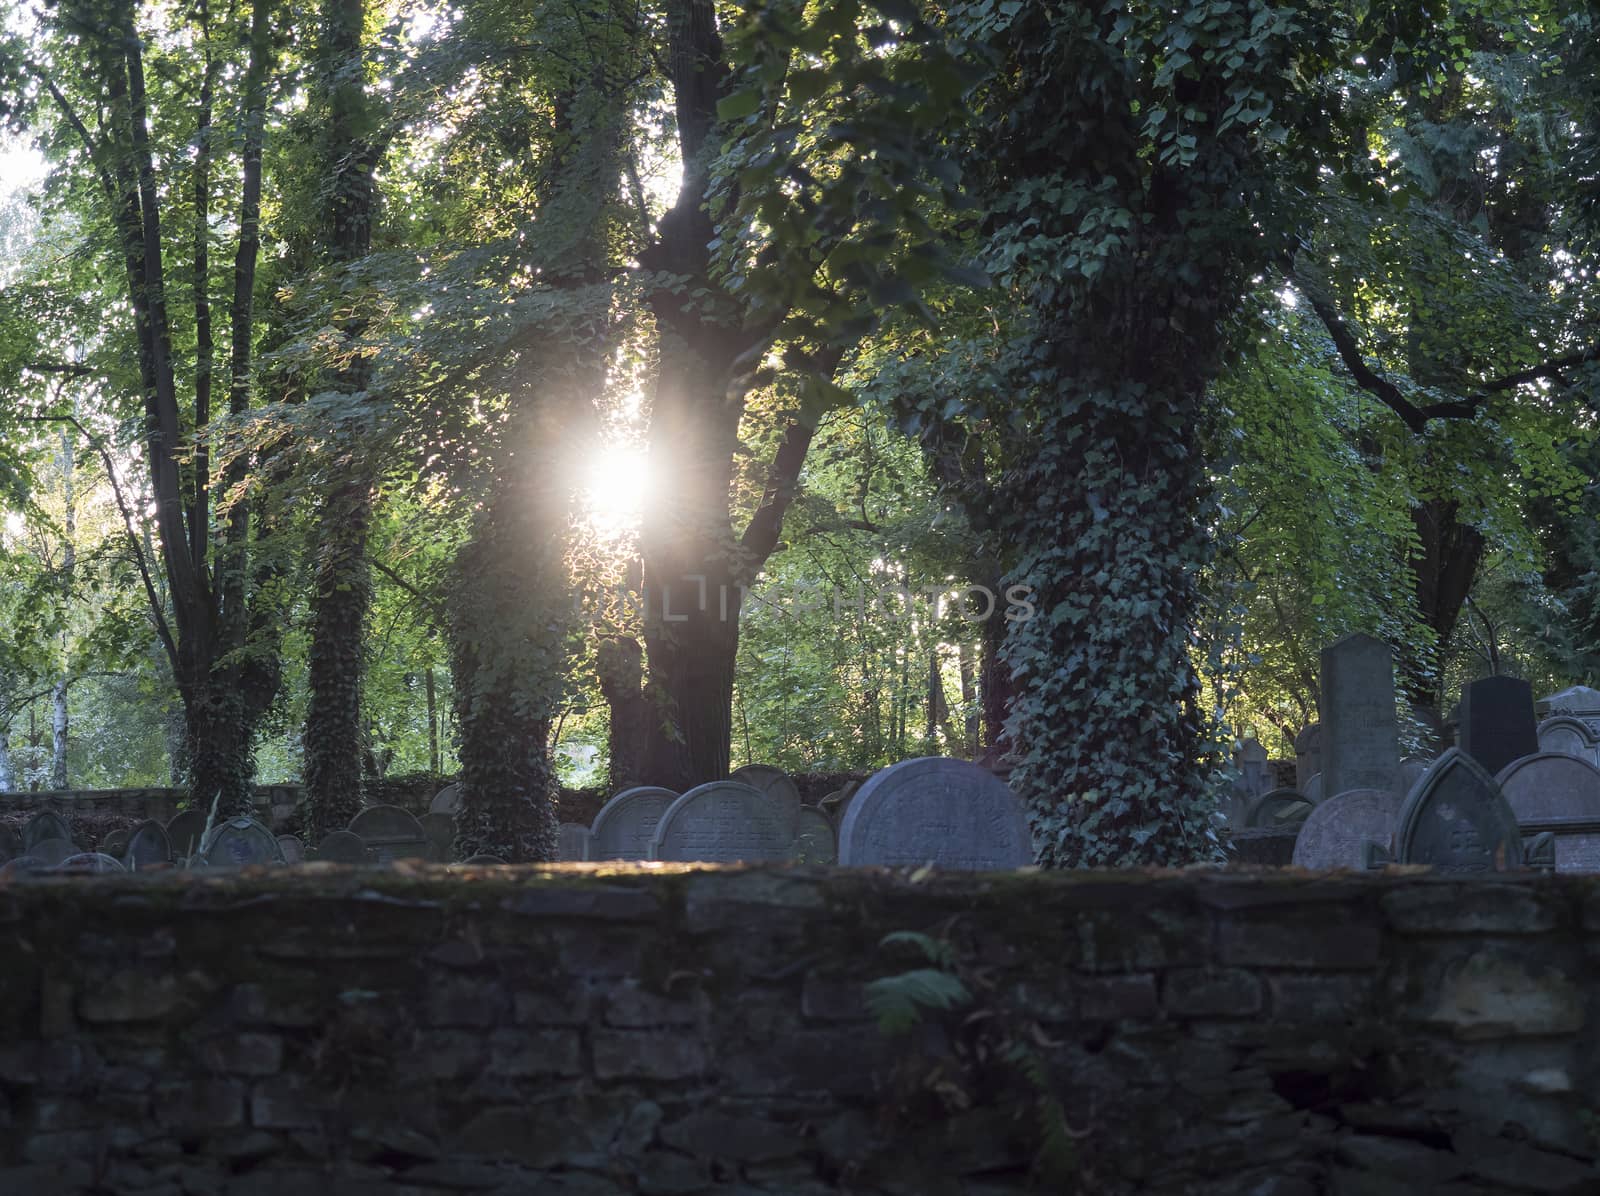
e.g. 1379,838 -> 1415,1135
429,783 -> 463,816
23,811 -> 74,852
421,812 -> 457,863
460,853 -> 506,865
347,805 -> 429,864
729,764 -> 802,838
165,809 -> 209,860
123,820 -> 172,871
791,806 -> 837,864
650,781 -> 793,863
1246,789 -> 1316,828
275,835 -> 307,865
0,856 -> 47,879
100,828 -> 131,858
1395,747 -> 1523,873
1290,789 -> 1399,870
1303,772 -> 1324,803
837,758 -> 1033,870
201,817 -> 284,869
589,786 -> 677,861
56,852 -> 125,874
0,823 -> 21,864
1496,752 -> 1600,823
27,838 -> 81,867
1536,716 -> 1597,762
819,780 -> 861,824
314,830 -> 371,864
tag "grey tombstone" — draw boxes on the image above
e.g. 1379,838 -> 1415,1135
729,764 -> 803,839
27,838 -> 79,867
837,757 -> 1033,870
1294,724 -> 1322,792
1291,788 -> 1399,870
1537,684 -> 1600,722
650,781 -> 794,864
421,812 -> 456,863
461,853 -> 505,865
1319,634 -> 1401,798
347,805 -> 430,863
166,809 -> 209,860
1398,758 -> 1429,793
819,780 -> 861,824
56,852 -> 125,874
23,811 -> 74,852
1496,753 -> 1600,873
1536,716 -> 1599,767
0,824 -> 19,864
429,783 -> 463,816
1246,789 -> 1315,828
1458,676 -> 1540,779
201,817 -> 284,869
1303,772 -> 1324,803
1237,738 -> 1272,797
275,835 -> 307,865
123,821 -> 172,871
589,786 -> 677,861
791,806 -> 837,864
558,822 -> 590,862
1394,748 -> 1524,873
314,830 -> 370,863
100,828 -> 131,858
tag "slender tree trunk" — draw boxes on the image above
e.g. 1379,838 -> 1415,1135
52,423 -> 76,790
425,666 -> 439,774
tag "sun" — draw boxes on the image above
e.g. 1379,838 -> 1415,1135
580,442 -> 652,536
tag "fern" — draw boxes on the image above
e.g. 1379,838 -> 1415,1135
878,929 -> 959,969
865,967 -> 971,1034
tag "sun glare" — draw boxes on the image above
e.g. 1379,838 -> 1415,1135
581,443 -> 652,536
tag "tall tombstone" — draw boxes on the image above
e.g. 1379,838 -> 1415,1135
650,781 -> 793,863
558,823 -> 590,862
1319,634 -> 1400,798
729,764 -> 802,839
1457,676 -> 1539,778
1394,748 -> 1523,873
123,820 -> 173,871
23,811 -> 74,852
27,838 -> 80,867
791,806 -> 837,864
838,758 -> 1033,870
347,805 -> 429,863
1495,753 -> 1600,872
1293,723 -> 1321,792
166,809 -> 209,860
589,787 -> 676,861
1290,789 -> 1399,870
421,812 -> 457,863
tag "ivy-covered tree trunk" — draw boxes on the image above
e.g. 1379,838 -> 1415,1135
301,0 -> 377,841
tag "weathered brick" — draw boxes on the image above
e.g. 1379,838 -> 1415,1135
1383,886 -> 1563,935
485,1028 -> 582,1078
606,984 -> 706,1028
196,1033 -> 283,1076
514,987 -> 592,1027
659,1109 -> 806,1162
1411,949 -> 1583,1040
1077,973 -> 1159,1020
503,886 -> 660,921
1162,968 -> 1263,1018
250,1076 -> 329,1130
425,974 -> 508,1027
1268,973 -> 1374,1022
800,973 -> 869,1022
592,1031 -> 709,1081
1218,916 -> 1382,970
154,1077 -> 247,1132
77,972 -> 183,1023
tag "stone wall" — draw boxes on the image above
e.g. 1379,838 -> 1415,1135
0,866 -> 1596,1194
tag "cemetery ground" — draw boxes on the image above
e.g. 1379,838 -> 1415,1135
3,653 -> 1600,1193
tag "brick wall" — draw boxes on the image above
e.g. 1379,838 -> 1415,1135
0,867 -> 1596,1194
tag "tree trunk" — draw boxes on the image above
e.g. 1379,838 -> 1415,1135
597,636 -> 649,792
425,666 -> 439,774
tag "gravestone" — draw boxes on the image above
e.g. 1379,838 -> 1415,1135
123,821 -> 172,871
1496,753 -> 1600,873
429,784 -> 463,815
558,822 -> 590,862
314,830 -> 370,863
1303,773 -> 1323,803
650,781 -> 793,863
791,806 -> 837,864
27,838 -> 79,867
100,828 -> 131,858
1394,748 -> 1524,873
421,812 -> 456,863
23,811 -> 73,852
166,809 -> 209,860
729,764 -> 803,839
837,757 -> 1033,870
1246,789 -> 1315,828
0,824 -> 22,863
276,835 -> 307,864
1294,724 -> 1321,791
1291,789 -> 1399,870
461,854 -> 505,865
1458,676 -> 1539,778
1537,684 -> 1600,724
1536,716 -> 1599,766
589,787 -> 677,861
0,856 -> 47,878
57,852 -> 125,874
1319,634 -> 1400,798
347,805 -> 429,863
1398,758 -> 1429,793
202,818 -> 284,869
1237,738 -> 1272,797
819,780 -> 860,823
